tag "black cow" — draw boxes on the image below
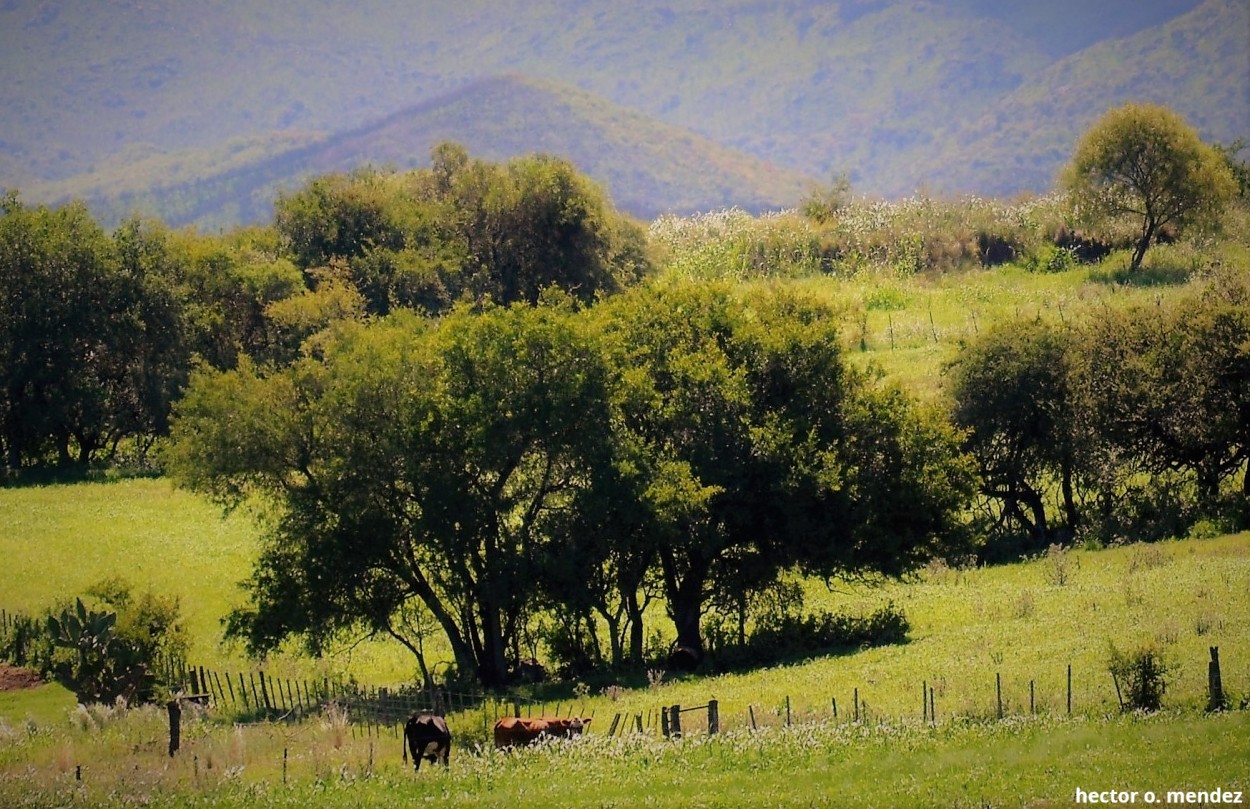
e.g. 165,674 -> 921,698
404,713 -> 450,771
668,643 -> 702,672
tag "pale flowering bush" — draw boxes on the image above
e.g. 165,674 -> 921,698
650,194 -> 1079,280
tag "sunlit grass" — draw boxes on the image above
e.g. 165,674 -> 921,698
0,704 -> 1245,808
0,478 -> 421,681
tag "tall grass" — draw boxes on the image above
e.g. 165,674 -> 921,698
2,534 -> 1246,807
1,701 -> 1245,807
650,196 -> 1248,399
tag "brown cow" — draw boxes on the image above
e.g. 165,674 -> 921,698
493,716 -> 591,748
404,713 -> 451,770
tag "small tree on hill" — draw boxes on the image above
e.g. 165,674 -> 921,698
1062,103 -> 1236,271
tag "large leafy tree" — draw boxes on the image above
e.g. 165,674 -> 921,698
946,319 -> 1080,549
1070,273 -> 1250,510
0,194 -> 134,469
595,283 -> 974,659
1062,103 -> 1236,271
168,302 -> 617,687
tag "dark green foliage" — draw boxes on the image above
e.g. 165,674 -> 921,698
273,171 -> 404,270
171,302 -> 619,688
272,144 -> 651,316
592,282 -> 974,657
0,194 -> 130,470
752,604 -> 910,658
0,614 -> 41,668
21,580 -> 187,704
169,282 -> 973,686
947,319 -> 1078,552
1109,642 -> 1171,712
1070,271 -> 1250,515
707,601 -> 910,670
949,269 -> 1250,553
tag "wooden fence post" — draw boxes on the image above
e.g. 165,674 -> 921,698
748,705 -> 757,731
1067,664 -> 1072,715
661,707 -> 670,738
785,695 -> 791,726
167,699 -> 181,757
1208,647 -> 1226,712
853,688 -> 859,723
708,700 -> 719,735
996,672 -> 1003,720
669,705 -> 681,738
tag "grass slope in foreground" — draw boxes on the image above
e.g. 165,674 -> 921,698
0,704 -> 1245,807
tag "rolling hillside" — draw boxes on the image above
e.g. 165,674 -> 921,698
1,0 -> 1243,227
30,75 -> 818,229
928,0 -> 1250,195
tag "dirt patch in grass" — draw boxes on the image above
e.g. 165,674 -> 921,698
0,665 -> 43,692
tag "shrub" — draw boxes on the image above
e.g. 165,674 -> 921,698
1108,642 -> 1171,712
709,603 -> 910,669
21,579 -> 187,704
1023,244 -> 1077,274
0,614 -> 41,668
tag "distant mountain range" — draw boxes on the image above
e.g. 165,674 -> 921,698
1,0 -> 1245,229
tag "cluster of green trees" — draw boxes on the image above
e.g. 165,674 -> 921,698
0,193 -> 300,471
166,285 -> 974,687
948,270 -> 1250,555
0,146 -> 647,474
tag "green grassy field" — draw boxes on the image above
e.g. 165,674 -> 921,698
2,257 -> 1248,806
1,680 -> 1246,807
2,523 -> 1246,806
0,476 -> 422,682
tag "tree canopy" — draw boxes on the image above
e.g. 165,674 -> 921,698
168,283 -> 976,685
273,143 -> 651,315
1062,103 -> 1236,271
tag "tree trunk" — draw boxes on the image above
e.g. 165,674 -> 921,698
479,604 -> 509,689
1061,456 -> 1080,537
1130,219 -> 1156,271
600,609 -> 624,668
670,598 -> 704,656
626,591 -> 645,664
658,548 -> 709,657
1196,460 -> 1221,512
1023,489 -> 1050,546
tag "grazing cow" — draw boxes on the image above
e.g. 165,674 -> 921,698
493,716 -> 592,748
667,643 -> 702,672
404,713 -> 451,770
509,657 -> 548,684
542,716 -> 590,738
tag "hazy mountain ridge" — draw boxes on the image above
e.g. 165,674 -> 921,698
926,0 -> 1250,196
43,75 -> 817,230
1,0 -> 1241,228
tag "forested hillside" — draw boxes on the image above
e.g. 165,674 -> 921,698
2,0 -> 1243,229
34,76 -> 817,230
